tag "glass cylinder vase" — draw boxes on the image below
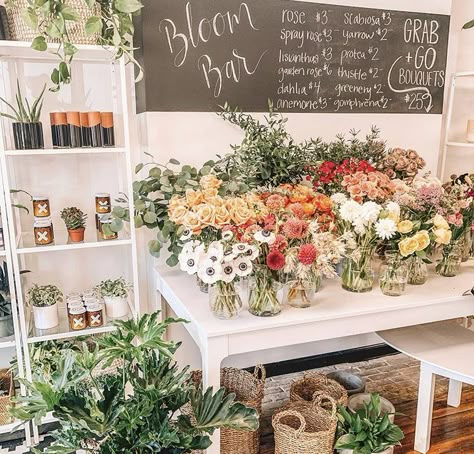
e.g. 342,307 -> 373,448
437,240 -> 463,278
284,273 -> 320,308
379,251 -> 408,297
341,247 -> 375,293
248,266 -> 282,317
209,282 -> 242,320
407,255 -> 428,285
462,228 -> 472,262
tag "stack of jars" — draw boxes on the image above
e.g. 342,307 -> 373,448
95,193 -> 118,241
66,290 -> 104,331
33,195 -> 54,246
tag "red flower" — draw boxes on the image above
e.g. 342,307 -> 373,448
267,250 -> 286,270
298,244 -> 318,265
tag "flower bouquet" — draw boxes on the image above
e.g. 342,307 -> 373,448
379,147 -> 426,182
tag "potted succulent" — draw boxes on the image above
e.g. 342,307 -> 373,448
0,80 -> 45,150
60,207 -> 87,243
27,284 -> 62,330
94,277 -> 131,318
336,393 -> 404,454
0,263 -> 13,339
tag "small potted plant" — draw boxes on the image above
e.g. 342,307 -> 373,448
60,207 -> 87,243
27,284 -> 62,330
94,278 -> 131,318
335,393 -> 404,454
0,80 -> 45,150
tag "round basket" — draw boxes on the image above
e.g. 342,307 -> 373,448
290,372 -> 348,407
6,0 -> 100,44
0,369 -> 14,426
184,365 -> 266,454
272,393 -> 338,454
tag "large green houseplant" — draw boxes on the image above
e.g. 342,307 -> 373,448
11,312 -> 258,453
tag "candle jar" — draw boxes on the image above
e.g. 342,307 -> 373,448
88,112 -> 103,147
99,218 -> 118,240
33,196 -> 50,218
34,218 -> 54,246
82,290 -> 95,300
51,112 -> 71,148
100,112 -> 115,147
68,306 -> 87,331
86,303 -> 104,327
66,111 -> 82,148
67,300 -> 85,314
467,120 -> 474,143
95,193 -> 111,214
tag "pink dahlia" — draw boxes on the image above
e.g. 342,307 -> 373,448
282,218 -> 308,239
267,250 -> 286,270
266,194 -> 286,210
298,244 -> 318,265
288,203 -> 305,219
272,234 -> 288,252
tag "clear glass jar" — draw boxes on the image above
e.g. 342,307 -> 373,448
208,281 -> 242,320
284,273 -> 319,308
34,217 -> 54,246
196,275 -> 209,294
379,251 -> 408,297
437,240 -> 463,277
462,228 -> 472,262
341,247 -> 375,293
407,255 -> 428,285
248,265 -> 283,317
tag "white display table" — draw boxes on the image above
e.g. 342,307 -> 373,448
155,262 -> 474,454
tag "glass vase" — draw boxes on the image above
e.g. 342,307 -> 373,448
196,276 -> 209,294
462,228 -> 472,262
407,255 -> 428,286
284,273 -> 320,309
209,282 -> 242,320
248,266 -> 282,317
437,240 -> 463,277
379,252 -> 408,297
341,247 -> 375,293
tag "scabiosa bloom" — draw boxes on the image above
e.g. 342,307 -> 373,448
298,243 -> 318,265
282,218 -> 308,239
267,250 -> 286,270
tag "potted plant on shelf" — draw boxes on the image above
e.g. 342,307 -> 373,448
94,277 -> 130,318
335,393 -> 404,454
10,312 -> 259,451
27,284 -> 62,330
60,207 -> 87,243
0,80 -> 45,150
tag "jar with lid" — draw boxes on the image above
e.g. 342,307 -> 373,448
82,289 -> 95,300
95,193 -> 111,214
68,306 -> 87,331
33,196 -> 50,218
34,218 -> 54,246
99,218 -> 118,240
86,303 -> 104,327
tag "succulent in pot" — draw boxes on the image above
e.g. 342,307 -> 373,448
60,207 -> 87,243
0,80 -> 45,150
27,284 -> 62,330
94,277 -> 131,319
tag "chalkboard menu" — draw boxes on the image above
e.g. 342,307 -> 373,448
136,0 -> 450,114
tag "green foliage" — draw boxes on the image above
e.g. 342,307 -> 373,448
12,0 -> 143,92
60,206 -> 87,230
27,284 -> 63,308
0,262 -> 12,317
0,80 -> 46,123
335,393 -> 404,454
11,312 -> 259,453
94,277 -> 131,298
463,19 -> 474,29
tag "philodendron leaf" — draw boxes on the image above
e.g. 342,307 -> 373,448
114,0 -> 143,14
85,16 -> 102,35
60,5 -> 80,21
31,36 -> 47,52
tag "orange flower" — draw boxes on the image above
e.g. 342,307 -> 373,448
313,194 -> 332,213
185,189 -> 204,207
302,202 -> 316,216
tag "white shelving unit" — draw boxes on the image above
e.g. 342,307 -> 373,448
0,40 -> 140,444
439,71 -> 474,180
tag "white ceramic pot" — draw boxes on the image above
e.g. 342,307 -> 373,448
348,393 -> 396,423
32,303 -> 59,330
339,447 -> 394,454
103,296 -> 129,318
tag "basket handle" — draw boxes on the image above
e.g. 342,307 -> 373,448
273,410 -> 306,438
312,391 -> 337,417
254,364 -> 266,383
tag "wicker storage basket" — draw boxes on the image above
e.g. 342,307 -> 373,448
184,365 -> 266,454
272,393 -> 338,454
6,0 -> 99,44
290,372 -> 348,407
0,369 -> 14,426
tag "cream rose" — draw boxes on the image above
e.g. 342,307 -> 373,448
196,204 -> 216,226
399,237 -> 419,257
200,174 -> 222,190
398,220 -> 414,234
185,189 -> 204,207
433,214 -> 449,230
168,205 -> 188,225
231,206 -> 254,226
183,212 -> 202,234
202,187 -> 219,200
434,228 -> 452,245
414,230 -> 430,251
214,206 -> 231,227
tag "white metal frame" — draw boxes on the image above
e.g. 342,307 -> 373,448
0,40 -> 140,444
439,71 -> 474,181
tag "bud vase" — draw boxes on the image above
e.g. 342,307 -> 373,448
248,266 -> 282,317
284,273 -> 320,309
407,255 -> 428,285
341,247 -> 375,293
209,282 -> 242,320
436,240 -> 463,277
379,252 -> 408,297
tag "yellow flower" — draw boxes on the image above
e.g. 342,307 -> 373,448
398,220 -> 414,234
202,187 -> 219,200
433,214 -> 449,230
185,189 -> 204,207
200,174 -> 222,190
399,236 -> 419,257
413,230 -> 430,251
433,228 -> 452,245
387,211 -> 400,223
195,204 -> 216,226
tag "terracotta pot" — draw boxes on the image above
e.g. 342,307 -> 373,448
68,228 -> 85,243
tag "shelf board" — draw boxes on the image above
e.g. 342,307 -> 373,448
446,142 -> 474,148
0,40 -> 114,62
0,337 -> 15,349
5,147 -> 126,156
0,419 -> 23,435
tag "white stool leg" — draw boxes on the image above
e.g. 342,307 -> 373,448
415,363 -> 436,453
447,379 -> 462,408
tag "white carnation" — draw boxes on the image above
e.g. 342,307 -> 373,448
375,218 -> 397,240
340,200 -> 362,223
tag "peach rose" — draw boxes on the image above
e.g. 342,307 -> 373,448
200,174 -> 222,190
207,196 -> 225,207
399,236 -> 419,257
414,230 -> 430,251
196,204 -> 216,226
434,228 -> 452,245
398,220 -> 414,234
214,205 -> 231,227
183,212 -> 202,234
185,189 -> 204,207
230,204 -> 254,225
168,205 -> 188,225
202,188 -> 219,200
168,195 -> 186,211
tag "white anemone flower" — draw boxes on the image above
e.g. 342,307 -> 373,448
375,218 -> 397,240
182,240 -> 202,255
178,250 -> 200,275
222,248 -> 236,263
221,262 -> 236,283
232,243 -> 248,255
197,259 -> 222,285
222,230 -> 234,241
180,229 -> 193,241
243,245 -> 259,261
254,230 -> 276,245
234,257 -> 253,277
207,241 -> 224,262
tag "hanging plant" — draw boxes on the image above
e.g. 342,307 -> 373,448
7,0 -> 143,92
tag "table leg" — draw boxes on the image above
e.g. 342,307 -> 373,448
202,336 -> 229,454
414,363 -> 436,454
447,379 -> 463,408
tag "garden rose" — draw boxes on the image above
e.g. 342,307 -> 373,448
202,188 -> 219,200
214,206 -> 231,226
414,230 -> 430,251
185,189 -> 204,207
168,205 -> 188,225
433,214 -> 449,230
183,212 -> 202,234
399,237 -> 419,257
196,204 -> 216,226
200,174 -> 222,190
398,220 -> 414,234
433,228 -> 452,245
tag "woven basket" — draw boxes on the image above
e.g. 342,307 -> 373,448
6,0 -> 99,44
272,393 -> 338,454
0,369 -> 14,426
290,372 -> 348,407
184,365 -> 266,454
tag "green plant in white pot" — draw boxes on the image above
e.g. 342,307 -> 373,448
95,277 -> 130,318
27,284 -> 63,330
335,393 -> 404,454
